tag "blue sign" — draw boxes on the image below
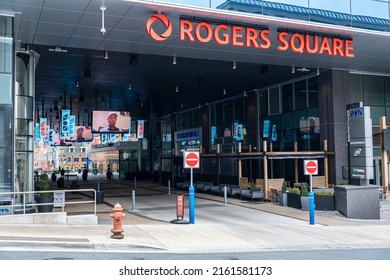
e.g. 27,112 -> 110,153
263,120 -> 270,138
271,125 -> 277,141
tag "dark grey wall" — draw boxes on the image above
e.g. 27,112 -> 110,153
319,70 -> 350,185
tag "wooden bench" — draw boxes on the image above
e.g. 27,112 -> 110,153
256,178 -> 284,202
311,176 -> 327,189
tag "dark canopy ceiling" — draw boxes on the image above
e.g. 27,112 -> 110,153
4,0 -> 390,119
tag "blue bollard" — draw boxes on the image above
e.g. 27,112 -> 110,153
189,185 -> 195,224
309,191 -> 315,225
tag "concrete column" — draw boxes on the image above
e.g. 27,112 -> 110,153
318,70 -> 351,185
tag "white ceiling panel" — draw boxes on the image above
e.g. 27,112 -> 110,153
66,36 -> 102,49
36,22 -> 75,36
18,20 -> 39,33
98,40 -> 135,52
72,25 -> 105,38
33,33 -> 69,46
0,0 -> 44,6
43,0 -> 89,12
78,13 -> 122,28
16,31 -> 34,44
85,0 -> 132,17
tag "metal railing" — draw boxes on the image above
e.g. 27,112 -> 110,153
0,189 -> 97,216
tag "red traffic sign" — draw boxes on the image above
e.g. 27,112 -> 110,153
304,160 -> 318,175
183,151 -> 200,168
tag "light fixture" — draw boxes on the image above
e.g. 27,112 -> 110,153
317,67 -> 320,75
48,46 -> 67,53
75,80 -> 79,87
173,56 -> 177,65
140,101 -> 143,107
243,90 -> 247,97
104,50 -> 108,59
181,103 -> 184,108
223,89 -> 226,95
297,67 -> 310,72
128,83 -> 132,90
233,61 -> 237,70
176,86 -> 179,93
291,66 -> 295,74
100,6 -> 106,35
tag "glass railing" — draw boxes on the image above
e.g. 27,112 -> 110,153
141,0 -> 390,32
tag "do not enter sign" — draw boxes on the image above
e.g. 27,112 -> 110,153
304,160 -> 318,175
183,151 -> 200,168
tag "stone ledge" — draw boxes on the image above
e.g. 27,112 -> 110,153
0,212 -> 98,225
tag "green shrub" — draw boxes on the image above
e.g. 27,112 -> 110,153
301,184 -> 308,197
38,173 -> 51,198
281,180 -> 287,193
40,173 -> 49,182
288,187 -> 300,195
315,191 -> 333,196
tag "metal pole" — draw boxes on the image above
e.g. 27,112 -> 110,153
309,174 -> 315,225
189,168 -> 195,224
134,176 -> 137,189
224,186 -> 227,205
132,190 -> 136,211
168,180 -> 171,194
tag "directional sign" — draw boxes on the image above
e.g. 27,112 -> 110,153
183,151 -> 200,168
304,160 -> 318,175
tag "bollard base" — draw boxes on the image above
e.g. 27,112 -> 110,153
111,231 -> 124,239
170,218 -> 189,224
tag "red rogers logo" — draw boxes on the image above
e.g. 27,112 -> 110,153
146,14 -> 172,41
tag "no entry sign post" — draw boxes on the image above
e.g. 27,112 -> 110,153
304,160 -> 318,225
183,151 -> 200,224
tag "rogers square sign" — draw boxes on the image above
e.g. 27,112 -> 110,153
146,14 -> 354,58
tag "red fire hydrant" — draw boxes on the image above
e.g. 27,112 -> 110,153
110,202 -> 125,239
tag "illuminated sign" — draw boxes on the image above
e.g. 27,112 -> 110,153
146,14 -> 354,58
137,120 -> 144,139
39,118 -> 47,138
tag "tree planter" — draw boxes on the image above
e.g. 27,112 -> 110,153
57,177 -> 64,188
315,195 -> 335,211
287,193 -> 302,209
279,192 -> 288,206
36,197 -> 54,213
301,196 -> 309,211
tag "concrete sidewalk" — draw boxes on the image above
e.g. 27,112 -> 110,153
1,175 -> 390,253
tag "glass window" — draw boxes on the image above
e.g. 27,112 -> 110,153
385,77 -> 390,107
294,80 -> 307,110
234,97 -> 245,120
258,90 -> 268,117
268,87 -> 280,115
209,104 -> 216,125
192,108 -> 200,128
350,74 -> 363,103
370,106 -> 385,126
224,100 -> 233,123
216,103 -> 223,125
281,112 -> 293,130
282,83 -> 293,112
308,77 -> 319,108
363,75 -> 384,106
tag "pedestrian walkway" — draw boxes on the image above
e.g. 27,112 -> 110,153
0,175 -> 389,254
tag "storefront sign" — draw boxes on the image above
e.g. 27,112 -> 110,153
146,14 -> 354,58
137,120 -> 144,139
39,118 -> 47,138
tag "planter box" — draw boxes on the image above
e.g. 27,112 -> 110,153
287,193 -> 302,209
301,196 -> 309,211
315,195 -> 335,211
279,192 -> 287,206
36,197 -> 54,213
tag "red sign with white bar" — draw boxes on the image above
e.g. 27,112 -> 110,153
183,151 -> 200,168
304,160 -> 318,175
176,195 -> 184,218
